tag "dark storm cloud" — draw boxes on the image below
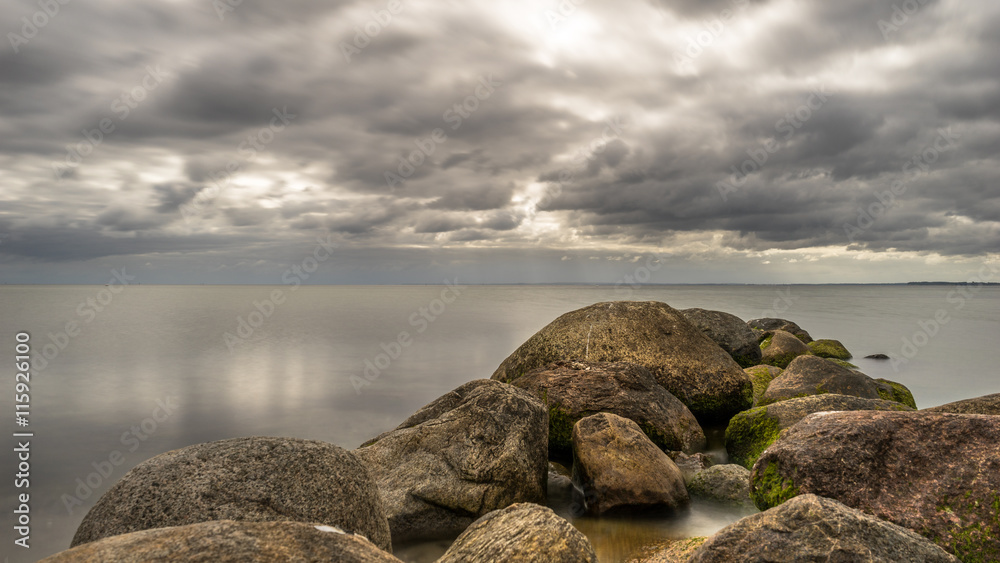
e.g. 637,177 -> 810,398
1,0 -> 998,282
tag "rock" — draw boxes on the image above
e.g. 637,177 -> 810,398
437,503 -> 598,563
71,437 -> 390,550
743,365 -> 782,406
829,358 -> 859,369
629,537 -> 708,562
510,360 -> 705,455
46,520 -> 402,563
758,330 -> 811,368
547,463 -> 574,505
491,301 -> 752,423
725,394 -> 914,469
667,451 -> 713,485
571,413 -> 689,515
687,465 -> 752,506
688,494 -> 959,562
355,380 -> 547,542
680,308 -> 762,367
806,338 -> 852,360
758,355 -> 881,406
874,377 -> 918,409
924,393 -> 1000,415
750,411 -> 1000,561
747,318 -> 813,343
866,353 -> 890,360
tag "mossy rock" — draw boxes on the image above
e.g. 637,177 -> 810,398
807,339 -> 852,360
875,378 -> 917,409
758,355 -> 881,406
744,365 -> 782,406
726,394 -> 914,469
828,358 -> 858,369
759,330 -> 811,369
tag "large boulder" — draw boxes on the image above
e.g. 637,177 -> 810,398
807,338 -> 852,360
874,377 -> 918,409
688,494 -> 959,562
680,308 -> 761,367
687,464 -> 752,506
355,380 -> 547,542
725,394 -> 913,469
71,437 -> 390,550
743,365 -> 782,406
571,413 -> 689,515
924,393 -> 1000,415
758,330 -> 811,369
47,520 -> 402,563
491,301 -> 752,422
758,355 -> 881,406
510,360 -> 705,455
747,318 -> 813,343
751,411 -> 1000,561
437,503 -> 598,563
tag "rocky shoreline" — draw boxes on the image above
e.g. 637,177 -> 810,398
44,301 -> 997,562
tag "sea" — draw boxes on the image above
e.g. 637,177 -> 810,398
1,284 -> 998,562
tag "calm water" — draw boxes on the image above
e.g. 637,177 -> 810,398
1,284 -> 997,561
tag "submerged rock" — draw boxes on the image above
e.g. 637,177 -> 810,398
865,353 -> 890,360
747,318 -> 813,343
807,338 -> 852,360
924,393 -> 1000,415
725,394 -> 913,469
71,437 -> 390,550
680,308 -> 762,367
667,451 -> 713,485
687,464 -> 752,506
510,360 -> 705,455
688,494 -> 959,562
758,330 -> 811,368
743,365 -> 782,406
355,380 -> 547,542
572,413 -> 689,515
758,355 -> 880,405
437,503 -> 597,563
490,301 -> 752,423
751,410 -> 1000,560
48,520 -> 402,563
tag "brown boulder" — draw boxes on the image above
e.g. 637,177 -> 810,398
758,355 -> 881,406
759,330 -> 811,368
924,393 -> 1000,415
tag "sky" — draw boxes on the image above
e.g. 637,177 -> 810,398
1,0 -> 998,284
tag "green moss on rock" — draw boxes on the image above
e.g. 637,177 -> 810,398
725,407 -> 782,469
745,365 -> 780,406
875,378 -> 917,409
829,358 -> 858,369
807,339 -> 852,360
933,491 -> 1000,562
751,462 -> 799,511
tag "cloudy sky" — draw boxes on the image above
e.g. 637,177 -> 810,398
1,0 -> 998,284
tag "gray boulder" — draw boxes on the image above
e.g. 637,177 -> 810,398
571,413 -> 689,515
355,380 -> 547,542
680,308 -> 762,367
747,318 -> 813,343
758,355 -> 881,406
510,360 -> 705,455
687,465 -> 752,506
48,520 -> 401,562
924,392 -> 1000,415
437,503 -> 598,563
759,330 -> 811,369
71,437 -> 390,550
491,301 -> 752,423
751,411 -> 1000,560
688,494 -> 959,562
